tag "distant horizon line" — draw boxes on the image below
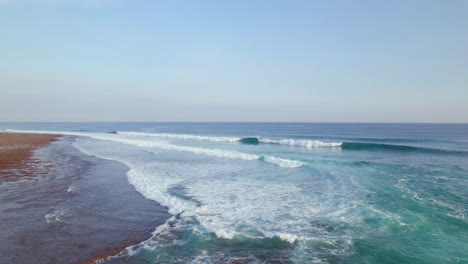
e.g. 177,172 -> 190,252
1,121 -> 467,124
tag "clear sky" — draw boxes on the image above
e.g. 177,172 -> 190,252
1,0 -> 467,122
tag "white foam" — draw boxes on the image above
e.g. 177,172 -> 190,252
45,208 -> 67,224
117,131 -> 241,142
276,233 -> 302,243
447,213 -> 466,221
70,136 -> 366,261
97,136 -> 259,160
259,138 -> 342,148
76,141 -> 350,248
77,135 -> 303,169
12,128 -> 364,256
118,131 -> 342,148
6,129 -> 342,148
215,229 -> 237,239
67,185 -> 76,193
262,155 -> 304,168
127,167 -> 193,215
5,129 -> 338,166
72,141 -> 191,215
116,130 -> 342,149
7,129 -> 301,168
115,215 -> 187,258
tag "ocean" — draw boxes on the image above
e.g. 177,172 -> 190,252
1,122 -> 467,263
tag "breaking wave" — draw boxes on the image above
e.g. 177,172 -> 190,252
101,137 -> 304,168
258,138 -> 342,147
7,129 -> 464,155
115,131 -> 341,148
261,155 -> 305,168
116,131 -> 240,142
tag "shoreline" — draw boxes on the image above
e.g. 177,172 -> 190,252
0,132 -> 60,182
0,133 -> 170,263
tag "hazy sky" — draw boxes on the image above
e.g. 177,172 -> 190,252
1,0 -> 467,122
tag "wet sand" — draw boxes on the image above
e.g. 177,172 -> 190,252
0,134 -> 170,263
0,133 -> 59,181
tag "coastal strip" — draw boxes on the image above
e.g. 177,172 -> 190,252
0,132 -> 59,182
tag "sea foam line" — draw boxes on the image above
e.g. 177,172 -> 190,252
117,131 -> 241,142
259,138 -> 342,147
6,129 -> 304,168
116,131 -> 342,148
103,137 -> 304,168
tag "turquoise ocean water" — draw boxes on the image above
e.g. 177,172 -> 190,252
1,123 -> 467,263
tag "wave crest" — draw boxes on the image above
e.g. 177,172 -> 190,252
259,138 -> 342,147
88,137 -> 303,168
116,131 -> 341,148
261,155 -> 304,168
116,131 -> 240,142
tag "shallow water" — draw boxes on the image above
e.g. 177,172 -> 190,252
0,136 -> 169,263
1,123 -> 467,263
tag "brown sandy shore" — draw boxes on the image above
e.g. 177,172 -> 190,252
0,133 -> 170,264
0,133 -> 59,181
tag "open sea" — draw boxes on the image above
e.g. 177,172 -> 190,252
1,122 -> 467,263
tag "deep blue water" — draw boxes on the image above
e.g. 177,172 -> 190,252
1,123 -> 467,263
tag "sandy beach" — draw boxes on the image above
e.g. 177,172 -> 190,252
0,133 -> 59,181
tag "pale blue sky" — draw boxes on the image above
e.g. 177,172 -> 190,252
1,0 -> 467,122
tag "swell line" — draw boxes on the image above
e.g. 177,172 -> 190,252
103,137 -> 304,168
115,131 -> 342,148
341,142 -> 466,155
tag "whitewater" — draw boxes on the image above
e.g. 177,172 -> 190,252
1,123 -> 467,263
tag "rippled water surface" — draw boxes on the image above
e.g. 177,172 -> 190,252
1,123 -> 467,263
